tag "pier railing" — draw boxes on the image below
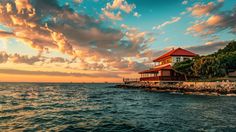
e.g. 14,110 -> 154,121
123,78 -> 140,84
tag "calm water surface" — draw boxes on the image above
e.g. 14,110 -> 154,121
0,83 -> 236,131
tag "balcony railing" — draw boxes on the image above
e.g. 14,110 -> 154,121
140,76 -> 185,81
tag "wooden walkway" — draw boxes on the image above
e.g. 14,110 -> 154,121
123,78 -> 140,84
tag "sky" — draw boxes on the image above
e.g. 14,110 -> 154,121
0,0 -> 236,82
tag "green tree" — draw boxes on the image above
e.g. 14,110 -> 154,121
173,41 -> 236,80
173,59 -> 194,81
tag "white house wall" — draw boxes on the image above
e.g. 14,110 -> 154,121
171,56 -> 193,65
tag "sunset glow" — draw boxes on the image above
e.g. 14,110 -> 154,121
0,0 -> 235,82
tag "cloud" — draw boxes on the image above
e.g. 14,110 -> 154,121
14,0 -> 33,14
106,59 -> 148,72
0,51 -> 43,64
0,39 -> 8,50
0,30 -> 15,38
0,68 -> 120,78
5,3 -> 12,13
102,0 -> 135,20
49,57 -> 69,63
0,0 -> 153,72
73,0 -> 83,4
121,24 -> 156,46
153,17 -> 181,30
152,41 -> 229,58
102,9 -> 122,20
0,51 -> 9,63
187,7 -> 236,36
0,51 -> 73,65
10,53 -> 42,65
187,1 -> 224,17
105,0 -> 135,13
182,1 -> 188,5
186,40 -> 229,55
133,12 -> 141,18
164,38 -> 171,42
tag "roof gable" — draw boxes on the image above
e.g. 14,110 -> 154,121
153,48 -> 197,62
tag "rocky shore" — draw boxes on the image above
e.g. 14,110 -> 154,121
116,82 -> 236,96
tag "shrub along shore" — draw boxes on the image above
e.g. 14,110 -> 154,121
116,81 -> 236,96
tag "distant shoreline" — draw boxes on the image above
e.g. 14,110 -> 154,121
0,82 -> 121,84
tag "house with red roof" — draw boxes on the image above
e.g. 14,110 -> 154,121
139,48 -> 197,82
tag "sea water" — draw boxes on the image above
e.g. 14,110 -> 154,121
0,83 -> 236,131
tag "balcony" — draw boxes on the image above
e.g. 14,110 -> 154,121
140,76 -> 185,81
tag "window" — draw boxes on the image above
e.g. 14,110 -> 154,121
184,58 -> 189,61
176,57 -> 180,62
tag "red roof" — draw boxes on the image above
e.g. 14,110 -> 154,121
139,64 -> 172,74
153,48 -> 197,62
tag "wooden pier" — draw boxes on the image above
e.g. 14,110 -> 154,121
123,78 -> 140,84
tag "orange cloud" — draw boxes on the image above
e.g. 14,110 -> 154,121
207,15 -> 223,26
15,0 -> 33,14
106,0 -> 135,13
102,9 -> 122,20
0,0 -> 153,77
187,0 -> 236,36
102,0 -> 136,21
187,1 -> 223,17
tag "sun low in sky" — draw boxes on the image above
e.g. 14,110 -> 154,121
0,0 -> 235,82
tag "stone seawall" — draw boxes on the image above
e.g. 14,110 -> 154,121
182,81 -> 236,89
116,81 -> 236,96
